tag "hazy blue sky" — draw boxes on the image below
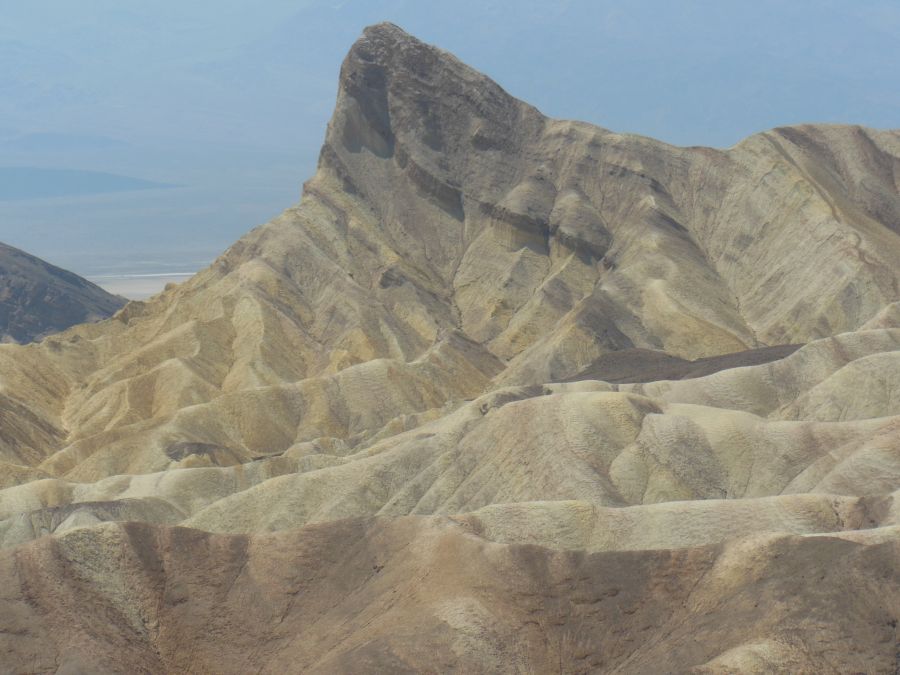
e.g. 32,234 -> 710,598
1,0 -> 898,277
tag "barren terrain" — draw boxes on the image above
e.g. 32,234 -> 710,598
1,24 -> 899,673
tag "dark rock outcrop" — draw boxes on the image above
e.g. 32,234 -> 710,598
0,242 -> 125,343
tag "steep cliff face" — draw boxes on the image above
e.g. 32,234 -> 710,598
0,242 -> 125,344
0,23 -> 899,673
325,23 -> 900,352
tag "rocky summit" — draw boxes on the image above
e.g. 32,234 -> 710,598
0,23 -> 899,673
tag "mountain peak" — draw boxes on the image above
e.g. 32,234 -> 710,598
349,22 -> 436,71
328,22 -> 526,161
359,21 -> 413,43
311,26 -> 900,372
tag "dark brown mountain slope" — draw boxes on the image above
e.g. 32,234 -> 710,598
0,242 -> 125,343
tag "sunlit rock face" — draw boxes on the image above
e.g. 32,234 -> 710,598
0,23 -> 899,673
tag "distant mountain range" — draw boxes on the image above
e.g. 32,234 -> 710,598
0,241 -> 126,343
0,166 -> 176,200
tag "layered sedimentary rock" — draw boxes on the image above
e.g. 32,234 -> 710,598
0,23 -> 899,673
